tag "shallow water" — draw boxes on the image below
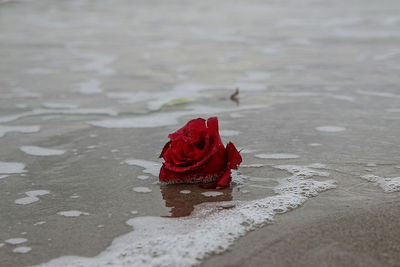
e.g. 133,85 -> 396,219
0,0 -> 399,266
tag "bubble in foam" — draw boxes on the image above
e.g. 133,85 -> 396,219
308,143 -> 322,146
0,125 -> 40,138
5,238 -> 27,245
0,162 -> 26,174
57,210 -> 90,217
201,191 -> 224,197
316,126 -> 346,132
133,187 -> 152,193
15,190 -> 50,205
20,146 -> 65,156
13,246 -> 32,253
137,175 -> 149,180
125,159 -> 161,177
361,175 -> 400,193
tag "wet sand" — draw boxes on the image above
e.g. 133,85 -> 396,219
202,189 -> 400,267
0,0 -> 400,265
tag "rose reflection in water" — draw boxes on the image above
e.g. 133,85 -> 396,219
161,184 -> 233,217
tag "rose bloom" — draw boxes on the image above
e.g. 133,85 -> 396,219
159,117 -> 242,188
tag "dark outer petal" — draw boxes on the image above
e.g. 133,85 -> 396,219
206,117 -> 224,146
216,169 -> 232,188
226,142 -> 242,170
159,141 -> 172,158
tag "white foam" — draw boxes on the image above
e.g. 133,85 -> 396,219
361,175 -> 400,193
241,164 -> 265,168
57,211 -> 90,217
5,238 -> 27,245
34,221 -> 46,226
0,162 -> 26,174
15,190 -> 50,205
20,146 -> 65,156
0,125 -> 40,137
125,159 -> 161,177
316,126 -> 346,132
133,187 -> 152,193
180,190 -> 191,194
308,143 -> 322,146
36,164 -> 335,267
239,148 -> 258,154
0,175 -> 8,179
275,165 -> 330,178
201,191 -> 224,197
131,211 -> 138,215
0,108 -> 117,124
255,153 -> 299,159
274,166 -> 334,197
73,79 -> 103,95
13,246 -> 31,253
219,130 -> 240,137
137,175 -> 149,180
89,105 -> 264,129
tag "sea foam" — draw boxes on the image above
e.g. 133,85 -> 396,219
361,175 -> 400,193
36,164 -> 335,267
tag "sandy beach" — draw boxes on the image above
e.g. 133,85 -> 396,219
203,186 -> 400,267
0,0 -> 399,266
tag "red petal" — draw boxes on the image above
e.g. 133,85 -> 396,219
159,141 -> 172,158
168,118 -> 206,141
226,142 -> 242,170
216,169 -> 232,188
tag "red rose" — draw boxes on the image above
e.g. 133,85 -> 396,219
159,117 -> 242,188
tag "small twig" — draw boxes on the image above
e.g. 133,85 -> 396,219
230,88 -> 239,105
